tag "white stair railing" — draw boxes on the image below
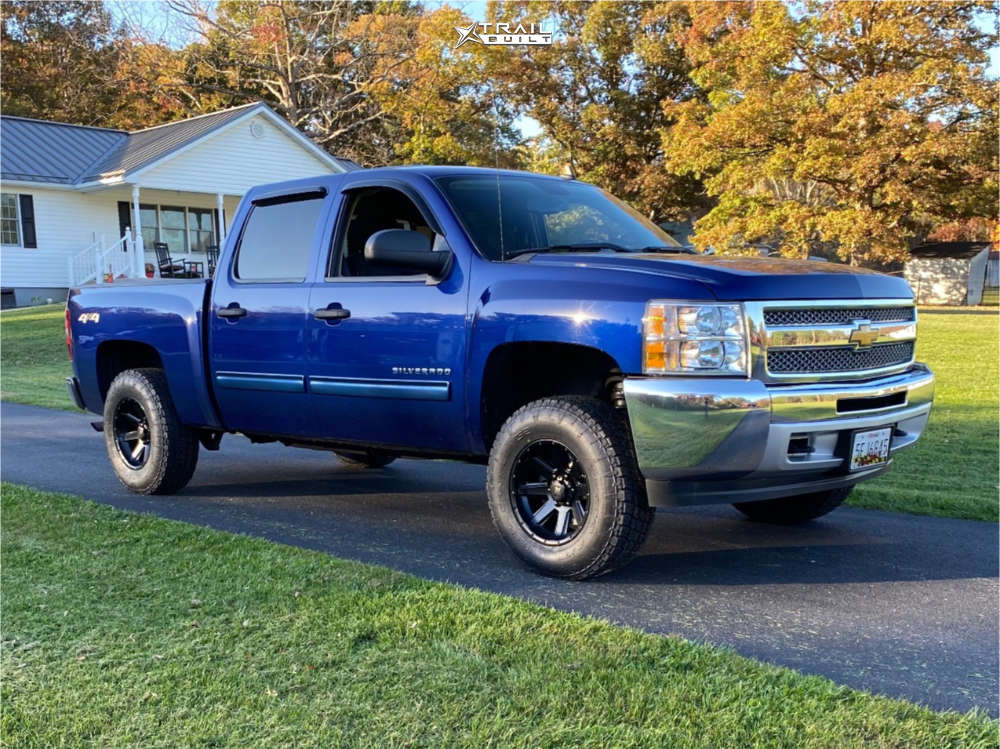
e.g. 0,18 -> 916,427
68,238 -> 103,286
68,231 -> 138,286
99,234 -> 132,283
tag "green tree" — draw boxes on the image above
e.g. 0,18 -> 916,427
1,1 -> 121,125
489,0 -> 707,222
664,1 -> 999,264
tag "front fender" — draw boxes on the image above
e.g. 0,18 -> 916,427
464,267 -> 713,451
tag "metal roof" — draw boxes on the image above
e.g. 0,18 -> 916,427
0,117 -> 126,184
0,102 -> 319,186
910,242 -> 992,260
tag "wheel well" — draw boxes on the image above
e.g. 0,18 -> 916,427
480,342 -> 623,450
96,341 -> 164,400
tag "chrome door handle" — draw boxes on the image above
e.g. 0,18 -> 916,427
314,307 -> 350,321
217,304 -> 247,319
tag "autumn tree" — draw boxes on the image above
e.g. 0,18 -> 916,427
2,1 -> 122,125
1,0 -> 193,129
488,0 -> 707,222
664,1 -> 999,264
360,5 -> 521,166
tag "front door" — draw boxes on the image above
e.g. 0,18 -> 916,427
305,183 -> 468,453
209,188 -> 330,437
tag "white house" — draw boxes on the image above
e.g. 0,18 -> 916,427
0,102 -> 352,307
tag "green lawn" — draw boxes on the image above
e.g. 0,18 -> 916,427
2,483 -> 994,748
0,303 -> 73,410
1,303 -> 997,520
849,309 -> 999,521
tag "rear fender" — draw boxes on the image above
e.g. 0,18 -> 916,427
68,284 -> 220,428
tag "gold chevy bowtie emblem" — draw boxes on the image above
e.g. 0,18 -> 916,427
848,321 -> 879,349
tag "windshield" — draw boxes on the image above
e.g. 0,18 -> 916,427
435,174 -> 681,261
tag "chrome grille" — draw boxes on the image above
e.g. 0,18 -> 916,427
764,306 -> 915,327
767,341 -> 915,374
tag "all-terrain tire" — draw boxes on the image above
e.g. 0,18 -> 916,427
732,487 -> 851,524
334,449 -> 396,469
486,396 -> 654,580
103,368 -> 199,495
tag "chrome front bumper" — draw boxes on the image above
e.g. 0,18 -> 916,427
622,364 -> 934,506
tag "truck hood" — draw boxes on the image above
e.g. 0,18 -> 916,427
524,252 -> 912,301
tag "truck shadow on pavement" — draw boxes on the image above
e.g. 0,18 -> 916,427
171,461 -> 996,588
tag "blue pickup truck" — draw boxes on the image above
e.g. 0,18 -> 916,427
66,167 -> 934,579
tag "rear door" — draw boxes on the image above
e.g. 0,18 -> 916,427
209,186 -> 331,436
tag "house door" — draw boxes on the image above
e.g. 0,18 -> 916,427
117,202 -> 131,239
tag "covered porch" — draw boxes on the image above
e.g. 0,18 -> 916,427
68,184 -> 240,286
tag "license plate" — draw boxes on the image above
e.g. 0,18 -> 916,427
849,427 -> 892,471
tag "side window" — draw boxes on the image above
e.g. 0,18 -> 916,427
234,195 -> 325,282
330,187 -> 434,278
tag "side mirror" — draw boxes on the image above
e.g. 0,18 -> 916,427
364,229 -> 452,277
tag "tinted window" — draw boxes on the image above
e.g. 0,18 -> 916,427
332,188 -> 434,277
436,175 -> 678,260
235,196 -> 325,282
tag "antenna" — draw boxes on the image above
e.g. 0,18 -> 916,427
489,76 -> 505,259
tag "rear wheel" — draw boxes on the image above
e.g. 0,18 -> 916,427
732,487 -> 851,524
103,368 -> 199,495
334,449 -> 396,469
486,396 -> 653,580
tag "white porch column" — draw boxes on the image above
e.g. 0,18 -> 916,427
130,228 -> 141,278
132,185 -> 152,278
216,193 -> 227,245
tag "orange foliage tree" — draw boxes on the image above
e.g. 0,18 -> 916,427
663,1 -> 998,264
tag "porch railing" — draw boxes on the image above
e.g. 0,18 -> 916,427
68,231 -> 141,287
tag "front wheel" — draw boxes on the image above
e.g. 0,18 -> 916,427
103,368 -> 199,495
732,487 -> 851,524
486,396 -> 654,580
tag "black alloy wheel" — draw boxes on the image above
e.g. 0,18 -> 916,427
486,396 -> 654,579
103,368 -> 199,495
509,439 -> 590,545
112,397 -> 151,469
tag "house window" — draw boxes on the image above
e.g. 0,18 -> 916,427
160,206 -> 187,252
1,193 -> 20,246
188,208 -> 217,252
138,204 -> 159,250
131,203 -> 219,254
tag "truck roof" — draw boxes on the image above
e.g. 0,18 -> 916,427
243,165 -> 579,202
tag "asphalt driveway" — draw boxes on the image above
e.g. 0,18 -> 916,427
2,401 -> 996,715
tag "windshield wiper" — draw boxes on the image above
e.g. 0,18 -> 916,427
505,242 -> 632,260
634,245 -> 698,254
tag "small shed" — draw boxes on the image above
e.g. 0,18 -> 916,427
904,242 -> 992,306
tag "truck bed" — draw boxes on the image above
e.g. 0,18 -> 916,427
67,279 -> 221,429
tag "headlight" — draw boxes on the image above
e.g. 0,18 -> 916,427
643,302 -> 748,375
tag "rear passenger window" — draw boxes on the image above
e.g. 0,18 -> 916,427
234,195 -> 325,282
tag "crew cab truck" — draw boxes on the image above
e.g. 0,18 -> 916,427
66,167 -> 934,579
